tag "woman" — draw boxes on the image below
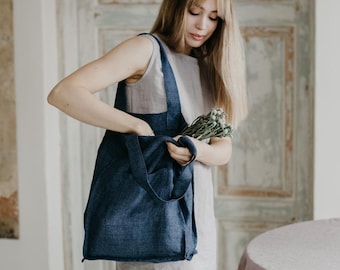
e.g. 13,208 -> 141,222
48,0 -> 247,269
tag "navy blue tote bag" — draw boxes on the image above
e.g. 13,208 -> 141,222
82,34 -> 198,263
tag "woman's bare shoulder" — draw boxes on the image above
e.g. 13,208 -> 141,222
104,34 -> 154,60
93,34 -> 155,82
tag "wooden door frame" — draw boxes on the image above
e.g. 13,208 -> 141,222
56,0 -> 85,269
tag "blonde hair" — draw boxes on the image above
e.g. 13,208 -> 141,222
151,0 -> 247,128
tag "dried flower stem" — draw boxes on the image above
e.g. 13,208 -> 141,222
182,108 -> 233,140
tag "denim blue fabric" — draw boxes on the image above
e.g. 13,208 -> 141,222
82,34 -> 198,263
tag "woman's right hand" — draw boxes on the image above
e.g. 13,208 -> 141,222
133,119 -> 155,136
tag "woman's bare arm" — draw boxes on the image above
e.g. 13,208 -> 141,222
47,35 -> 155,135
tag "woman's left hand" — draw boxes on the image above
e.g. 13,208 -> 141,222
166,135 -> 232,167
166,135 -> 196,166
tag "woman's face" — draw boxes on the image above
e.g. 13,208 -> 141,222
184,0 -> 219,54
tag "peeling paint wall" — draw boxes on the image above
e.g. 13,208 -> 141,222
0,0 -> 18,239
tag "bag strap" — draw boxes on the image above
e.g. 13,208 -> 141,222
125,134 -> 197,204
114,33 -> 183,130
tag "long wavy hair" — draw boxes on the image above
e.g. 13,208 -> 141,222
150,0 -> 247,127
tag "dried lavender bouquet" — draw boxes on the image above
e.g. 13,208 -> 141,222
182,108 -> 233,140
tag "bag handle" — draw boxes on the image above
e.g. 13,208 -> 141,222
125,134 -> 197,204
114,33 -> 183,130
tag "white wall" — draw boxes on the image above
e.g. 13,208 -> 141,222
0,0 -> 64,270
314,0 -> 340,219
0,0 -> 338,270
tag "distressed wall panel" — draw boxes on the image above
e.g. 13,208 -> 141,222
217,26 -> 295,198
0,0 -> 18,239
214,1 -> 314,269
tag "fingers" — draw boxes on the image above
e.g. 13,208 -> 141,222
134,120 -> 154,136
166,141 -> 193,166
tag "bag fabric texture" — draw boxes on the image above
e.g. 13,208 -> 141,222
82,33 -> 198,263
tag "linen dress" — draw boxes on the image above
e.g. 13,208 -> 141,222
116,35 -> 217,270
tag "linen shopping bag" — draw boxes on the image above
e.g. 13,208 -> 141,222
82,34 -> 198,263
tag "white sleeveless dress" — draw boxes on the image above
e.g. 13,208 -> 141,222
116,35 -> 217,270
